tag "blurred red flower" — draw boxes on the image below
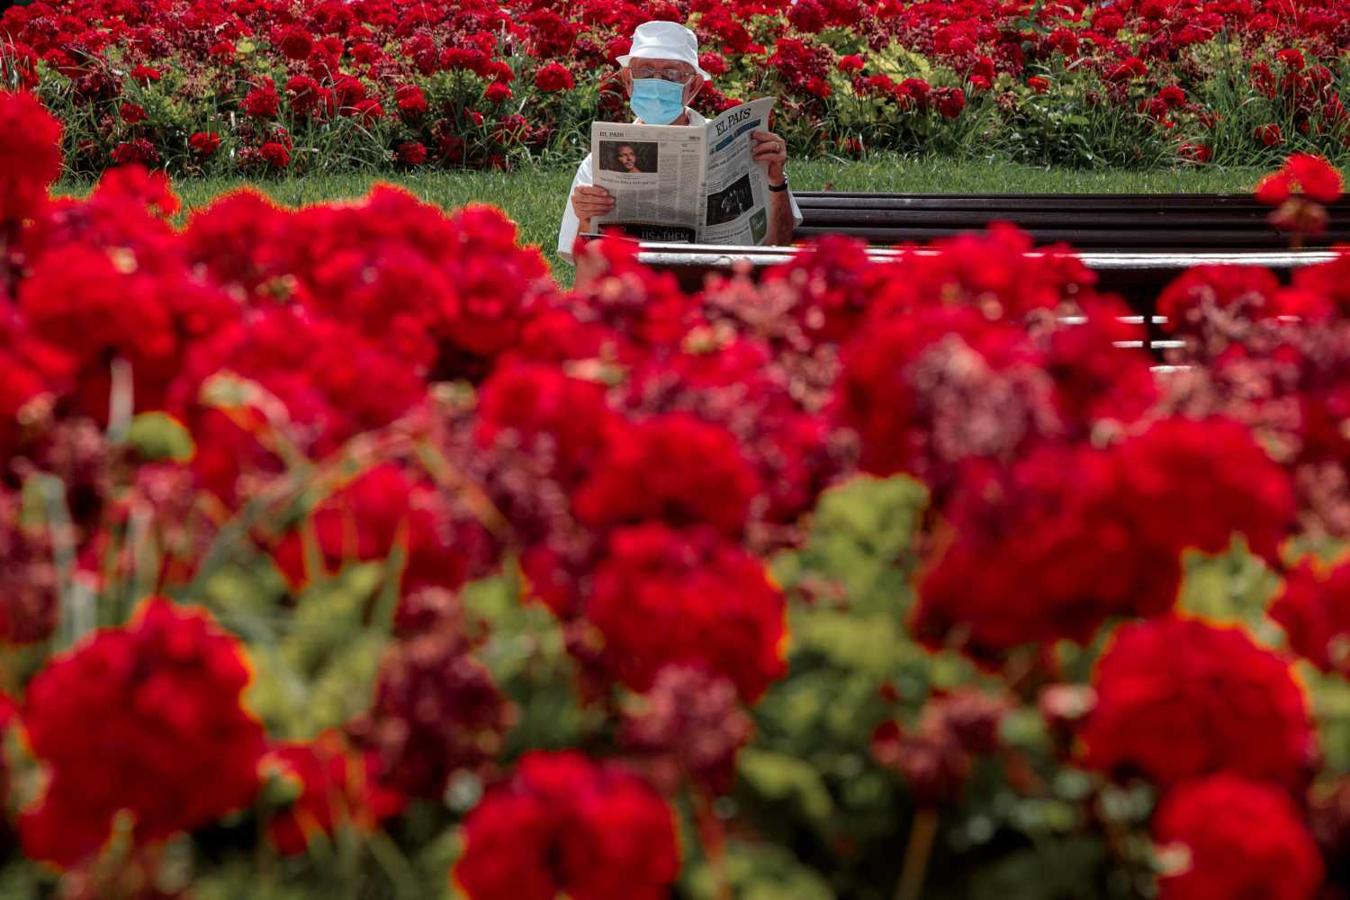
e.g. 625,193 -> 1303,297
20,598 -> 265,867
262,732 -> 406,856
0,90 -> 62,222
572,413 -> 761,538
586,523 -> 786,702
1081,617 -> 1316,791
1153,775 -> 1323,900
1271,557 -> 1350,676
454,751 -> 679,900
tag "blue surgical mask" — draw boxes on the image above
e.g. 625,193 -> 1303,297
629,78 -> 686,125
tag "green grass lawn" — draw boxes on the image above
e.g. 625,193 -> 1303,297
59,156 -> 1270,277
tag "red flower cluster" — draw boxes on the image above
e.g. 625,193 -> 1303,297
1256,153 -> 1345,205
266,462 -> 490,595
915,418 -> 1294,656
262,732 -> 406,856
1159,256 -> 1350,539
454,751 -> 679,900
3,0 -> 1346,173
0,91 -> 62,223
1271,556 -> 1350,676
20,598 -> 265,867
1153,775 -> 1323,900
572,413 -> 762,538
1255,154 -> 1345,236
620,665 -> 754,795
587,524 -> 787,703
347,623 -> 514,799
1080,617 -> 1316,791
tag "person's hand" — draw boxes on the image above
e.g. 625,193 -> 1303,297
751,130 -> 788,185
571,185 -> 614,226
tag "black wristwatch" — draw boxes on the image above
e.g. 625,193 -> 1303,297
768,175 -> 789,192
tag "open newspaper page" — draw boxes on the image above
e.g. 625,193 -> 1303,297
590,120 -> 707,243
699,97 -> 776,245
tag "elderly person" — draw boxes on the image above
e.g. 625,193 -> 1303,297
557,20 -> 800,263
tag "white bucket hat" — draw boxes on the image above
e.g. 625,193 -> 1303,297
617,21 -> 710,81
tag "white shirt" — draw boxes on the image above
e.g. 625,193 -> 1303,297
557,107 -> 803,263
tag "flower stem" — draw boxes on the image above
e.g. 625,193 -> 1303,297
695,791 -> 731,900
895,809 -> 939,900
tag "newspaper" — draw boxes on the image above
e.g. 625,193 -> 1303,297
590,97 -> 777,246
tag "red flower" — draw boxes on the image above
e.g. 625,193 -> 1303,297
1271,557 -> 1350,675
243,78 -> 280,118
0,489 -> 61,644
346,97 -> 383,123
129,65 -> 160,85
917,419 -> 1293,658
286,75 -> 333,120
572,413 -> 761,538
1162,263 -> 1299,332
349,625 -> 513,800
586,524 -> 786,702
1153,775 -> 1323,900
393,83 -> 427,118
454,751 -> 679,900
167,306 -> 424,503
20,598 -> 265,867
1285,153 -> 1345,203
271,24 -> 314,61
699,52 -> 729,76
0,91 -> 62,222
475,361 -> 617,485
1027,75 -> 1050,92
259,140 -> 291,168
1107,56 -> 1147,81
1158,85 -> 1187,107
619,665 -> 753,795
118,102 -> 147,124
395,140 -> 427,165
263,732 -> 405,856
189,131 -> 221,156
267,462 -> 482,593
1112,416 -> 1294,565
484,82 -> 513,104
533,62 -> 574,93
836,303 -> 1051,490
1257,155 -> 1343,207
838,53 -> 865,72
1080,617 -> 1316,791
1275,48 -> 1306,72
935,86 -> 965,118
1255,123 -> 1285,147
1178,142 -> 1211,164
111,138 -> 160,166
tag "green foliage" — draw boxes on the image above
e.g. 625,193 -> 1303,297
127,411 -> 196,462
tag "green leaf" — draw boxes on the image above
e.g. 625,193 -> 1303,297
967,836 -> 1109,900
738,748 -> 835,826
684,840 -> 836,900
127,411 -> 196,462
1175,540 -> 1281,639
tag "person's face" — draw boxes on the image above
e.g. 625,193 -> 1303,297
622,58 -> 703,108
617,145 -> 638,170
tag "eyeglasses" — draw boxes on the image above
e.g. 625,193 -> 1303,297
628,64 -> 694,83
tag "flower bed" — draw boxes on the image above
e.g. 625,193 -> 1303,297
1,88 -> 1350,897
1,0 -> 1347,174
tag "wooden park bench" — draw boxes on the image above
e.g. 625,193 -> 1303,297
616,192 -> 1348,353
790,192 -> 1350,250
